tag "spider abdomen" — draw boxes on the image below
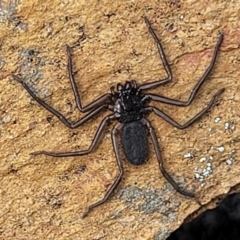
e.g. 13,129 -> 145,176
120,121 -> 148,165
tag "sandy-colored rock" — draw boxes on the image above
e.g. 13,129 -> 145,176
0,0 -> 239,239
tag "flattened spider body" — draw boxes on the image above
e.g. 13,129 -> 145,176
113,82 -> 149,165
13,17 -> 224,218
121,120 -> 148,165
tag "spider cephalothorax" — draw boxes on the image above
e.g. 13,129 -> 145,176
113,81 -> 144,123
13,17 -> 224,217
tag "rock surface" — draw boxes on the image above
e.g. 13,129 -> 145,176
0,0 -> 239,239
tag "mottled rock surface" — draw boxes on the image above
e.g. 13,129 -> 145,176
0,0 -> 239,239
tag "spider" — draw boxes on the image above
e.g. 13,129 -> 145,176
13,17 -> 224,218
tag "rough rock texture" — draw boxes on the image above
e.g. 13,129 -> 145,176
0,0 -> 239,239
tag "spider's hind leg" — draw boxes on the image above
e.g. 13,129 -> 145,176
82,122 -> 124,218
31,114 -> 115,157
141,118 -> 194,197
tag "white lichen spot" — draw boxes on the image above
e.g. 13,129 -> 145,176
194,161 -> 213,186
214,117 -> 221,123
199,157 -> 207,163
226,157 -> 234,165
202,170 -> 210,176
179,14 -> 185,20
195,173 -> 200,179
225,122 -> 235,131
3,115 -> 11,123
184,152 -> 193,158
230,149 -> 236,154
225,122 -> 230,129
217,146 -> 225,153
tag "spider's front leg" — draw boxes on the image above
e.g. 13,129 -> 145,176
66,45 -> 111,112
137,17 -> 173,91
146,87 -> 224,129
13,43 -> 113,129
141,33 -> 224,106
12,75 -> 111,129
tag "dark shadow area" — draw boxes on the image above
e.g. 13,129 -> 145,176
167,192 -> 240,240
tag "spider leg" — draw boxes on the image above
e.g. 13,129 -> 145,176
141,33 -> 224,106
31,114 -> 115,156
145,88 -> 224,129
138,17 -> 172,91
66,45 -> 111,112
141,118 -> 194,197
82,122 -> 124,218
12,75 -> 109,129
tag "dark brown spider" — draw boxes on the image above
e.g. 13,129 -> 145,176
13,17 -> 224,217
